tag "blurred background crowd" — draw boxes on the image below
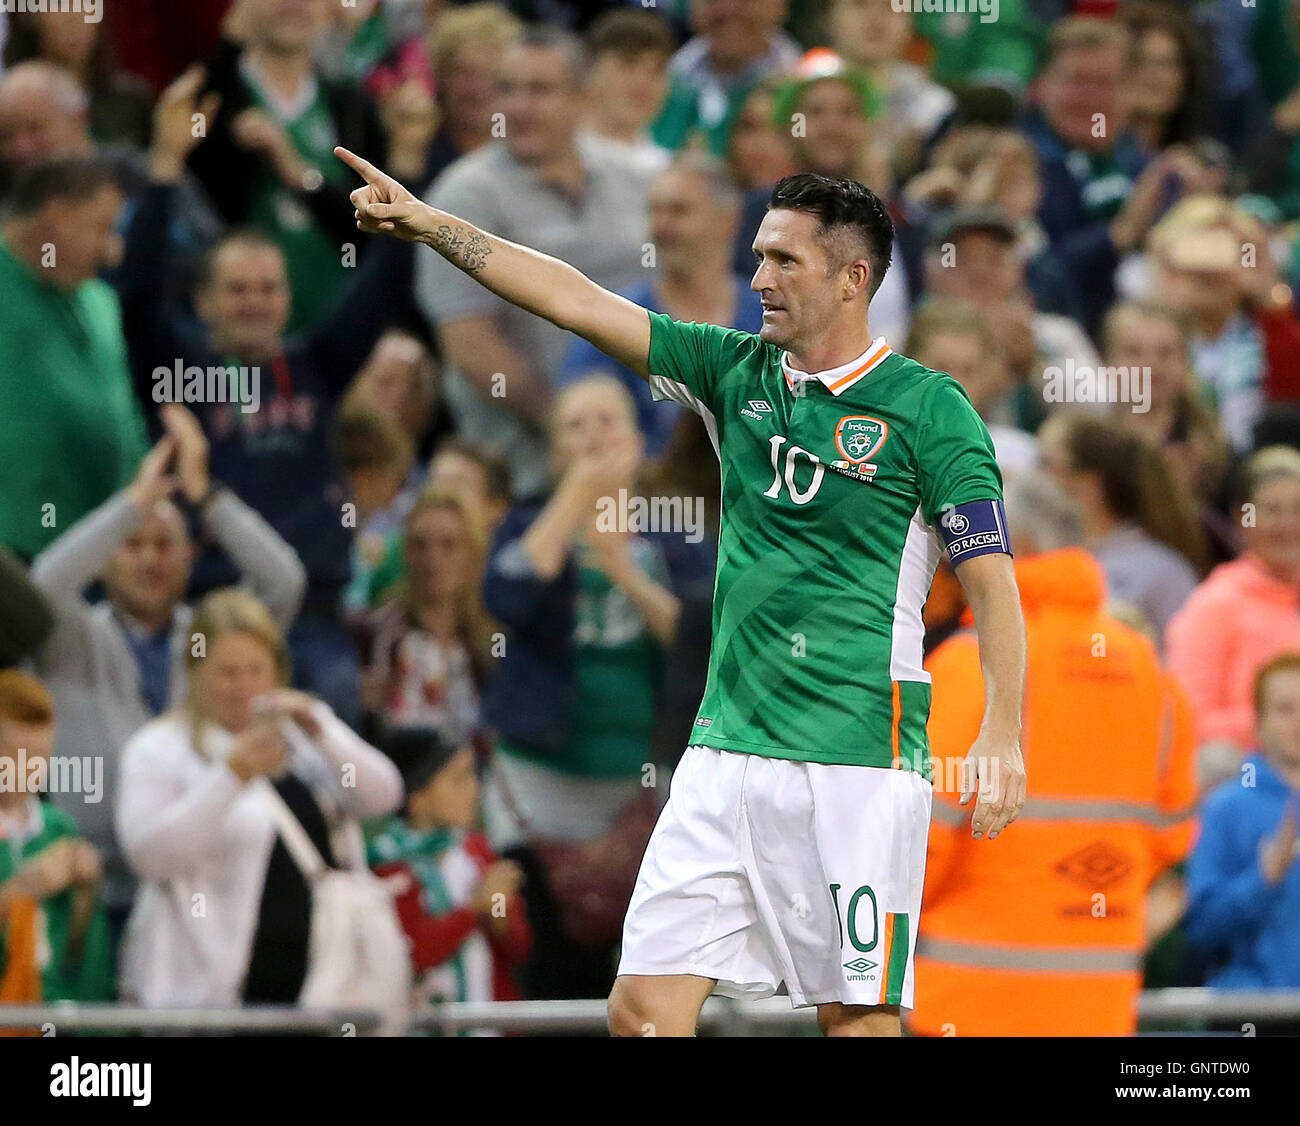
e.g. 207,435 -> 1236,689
1,0 -> 1300,1036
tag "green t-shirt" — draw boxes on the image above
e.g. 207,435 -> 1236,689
646,313 -> 1004,773
242,75 -> 354,335
912,1 -> 1043,90
0,235 -> 148,558
0,803 -> 114,1003
505,541 -> 666,780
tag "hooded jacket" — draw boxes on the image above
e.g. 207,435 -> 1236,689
911,548 -> 1197,1036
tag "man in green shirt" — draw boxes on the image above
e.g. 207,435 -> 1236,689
338,145 -> 1027,1037
0,157 -> 149,561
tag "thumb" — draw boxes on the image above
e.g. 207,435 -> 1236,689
360,200 -> 414,222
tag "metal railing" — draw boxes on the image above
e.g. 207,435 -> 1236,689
1,991 -> 1296,1036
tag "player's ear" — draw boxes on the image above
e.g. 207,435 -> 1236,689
843,259 -> 870,301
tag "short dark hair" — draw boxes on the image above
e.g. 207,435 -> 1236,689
7,155 -> 119,216
433,436 -> 513,504
585,9 -> 676,59
513,22 -> 587,82
196,228 -> 285,289
331,408 -> 415,475
767,173 -> 893,295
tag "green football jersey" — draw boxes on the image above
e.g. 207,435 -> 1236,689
646,312 -> 1007,774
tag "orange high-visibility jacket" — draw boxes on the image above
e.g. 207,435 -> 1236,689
910,548 -> 1197,1037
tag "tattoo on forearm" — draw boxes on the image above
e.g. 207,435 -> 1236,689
430,224 -> 492,274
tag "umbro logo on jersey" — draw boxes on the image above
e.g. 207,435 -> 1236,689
843,957 -> 879,981
740,400 -> 773,421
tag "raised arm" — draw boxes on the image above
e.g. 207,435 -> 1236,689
336,147 -> 652,377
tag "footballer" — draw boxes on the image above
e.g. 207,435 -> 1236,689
338,146 -> 1027,1038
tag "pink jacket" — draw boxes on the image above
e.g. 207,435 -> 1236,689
1165,554 -> 1300,749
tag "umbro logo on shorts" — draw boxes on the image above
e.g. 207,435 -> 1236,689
843,957 -> 879,981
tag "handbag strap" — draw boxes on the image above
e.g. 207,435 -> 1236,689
255,776 -> 328,881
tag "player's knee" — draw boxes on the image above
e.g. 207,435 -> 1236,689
607,978 -> 657,1037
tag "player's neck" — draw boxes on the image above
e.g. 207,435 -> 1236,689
785,324 -> 877,376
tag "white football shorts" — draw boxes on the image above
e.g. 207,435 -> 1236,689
618,745 -> 933,1009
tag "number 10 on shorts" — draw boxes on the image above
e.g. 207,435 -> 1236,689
829,883 -> 910,1002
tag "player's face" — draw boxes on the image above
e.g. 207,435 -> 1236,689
1259,670 -> 1300,772
751,208 -> 848,351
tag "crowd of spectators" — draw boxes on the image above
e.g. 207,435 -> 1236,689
2,0 -> 1300,1033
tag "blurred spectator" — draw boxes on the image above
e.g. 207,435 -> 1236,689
359,489 -> 495,746
564,153 -> 760,456
1103,299 -> 1236,563
1021,17 -> 1174,338
912,0 -> 1043,94
1184,652 -> 1300,997
0,671 -> 113,1006
2,8 -> 153,149
827,0 -> 955,178
428,438 -> 513,534
1117,1 -> 1208,154
340,327 -> 441,465
912,473 -> 1196,1036
346,435 -> 514,654
0,155 -> 148,561
924,207 -> 1099,431
734,50 -> 909,342
368,727 -> 531,1009
0,548 -> 52,670
118,75 -> 416,727
418,25 -> 654,499
1039,413 -> 1204,648
115,588 -> 401,1007
1167,446 -> 1300,754
335,408 -> 419,613
0,62 -> 223,292
480,378 -> 684,998
417,3 -> 524,188
581,9 -> 675,176
1146,193 -> 1300,452
365,4 -> 525,193
651,0 -> 800,157
188,0 -> 387,333
724,78 -> 795,191
1245,0 -> 1300,217
903,128 -> 1078,320
30,410 -> 305,929
906,297 -> 1038,475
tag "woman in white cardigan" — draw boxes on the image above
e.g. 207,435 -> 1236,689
116,587 -> 403,1007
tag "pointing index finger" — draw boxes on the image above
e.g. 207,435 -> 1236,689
335,146 -> 381,184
